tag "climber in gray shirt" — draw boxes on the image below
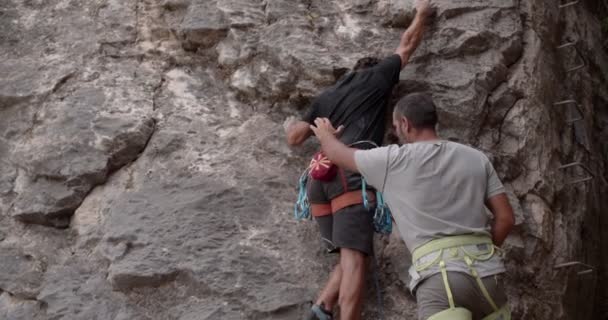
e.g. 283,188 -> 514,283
309,93 -> 515,320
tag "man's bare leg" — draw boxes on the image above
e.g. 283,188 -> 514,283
338,248 -> 367,320
315,263 -> 342,312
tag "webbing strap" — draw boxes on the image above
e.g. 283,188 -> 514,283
413,235 -> 492,262
338,168 -> 348,193
439,260 -> 456,309
311,203 -> 332,217
415,248 -> 444,272
481,305 -> 511,320
464,257 -> 499,311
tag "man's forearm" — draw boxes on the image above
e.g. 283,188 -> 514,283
402,13 -> 428,52
396,5 -> 431,67
486,193 -> 515,247
286,121 -> 313,146
491,217 -> 513,247
318,134 -> 358,173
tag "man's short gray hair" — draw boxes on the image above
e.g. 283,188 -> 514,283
394,92 -> 438,130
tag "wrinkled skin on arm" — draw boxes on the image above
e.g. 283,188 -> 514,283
394,0 -> 434,68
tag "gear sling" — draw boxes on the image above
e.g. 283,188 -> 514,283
412,235 -> 511,320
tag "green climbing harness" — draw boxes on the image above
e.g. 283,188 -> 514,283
412,235 -> 511,320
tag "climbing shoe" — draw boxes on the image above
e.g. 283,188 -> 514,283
305,304 -> 333,320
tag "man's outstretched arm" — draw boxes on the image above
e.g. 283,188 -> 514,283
395,0 -> 434,69
309,118 -> 358,172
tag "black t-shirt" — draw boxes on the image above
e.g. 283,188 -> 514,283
302,54 -> 402,146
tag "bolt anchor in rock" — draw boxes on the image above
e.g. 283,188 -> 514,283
556,41 -> 585,73
554,261 -> 594,276
553,99 -> 584,124
559,0 -> 580,9
558,162 -> 594,184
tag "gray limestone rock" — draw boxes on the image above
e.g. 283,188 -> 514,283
3,58 -> 158,227
179,1 -> 230,51
37,263 -> 134,320
1,0 -> 607,319
0,292 -> 44,320
0,246 -> 45,299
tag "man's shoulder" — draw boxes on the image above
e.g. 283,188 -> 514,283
352,55 -> 400,78
446,140 -> 476,150
446,141 -> 491,160
368,55 -> 401,74
375,54 -> 402,68
356,144 -> 402,160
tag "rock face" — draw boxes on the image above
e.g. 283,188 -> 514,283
1,0 -> 607,319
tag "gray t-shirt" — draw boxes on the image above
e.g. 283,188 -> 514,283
354,140 -> 507,289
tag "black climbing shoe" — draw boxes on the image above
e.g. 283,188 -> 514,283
305,304 -> 333,320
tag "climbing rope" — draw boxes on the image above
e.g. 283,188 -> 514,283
371,253 -> 386,320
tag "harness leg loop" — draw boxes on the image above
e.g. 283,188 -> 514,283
464,256 -> 499,311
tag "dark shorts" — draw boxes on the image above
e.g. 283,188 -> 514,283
307,168 -> 374,256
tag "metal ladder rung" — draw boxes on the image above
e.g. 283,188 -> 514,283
559,0 -> 580,9
556,42 -> 585,73
554,261 -> 594,276
556,41 -> 577,49
558,162 -> 594,184
553,99 -> 584,123
565,176 -> 593,184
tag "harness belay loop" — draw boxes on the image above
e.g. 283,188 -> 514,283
362,177 -> 392,234
294,168 -> 311,220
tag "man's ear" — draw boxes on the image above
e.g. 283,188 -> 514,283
402,116 -> 410,132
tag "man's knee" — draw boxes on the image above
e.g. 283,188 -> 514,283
339,248 -> 366,272
338,248 -> 366,306
332,262 -> 342,274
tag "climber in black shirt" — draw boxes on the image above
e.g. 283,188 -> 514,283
301,55 -> 402,146
284,1 -> 434,319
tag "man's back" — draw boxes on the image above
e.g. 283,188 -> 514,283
355,140 -> 505,252
302,55 -> 402,145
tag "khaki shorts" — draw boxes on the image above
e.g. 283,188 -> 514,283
415,272 -> 508,320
